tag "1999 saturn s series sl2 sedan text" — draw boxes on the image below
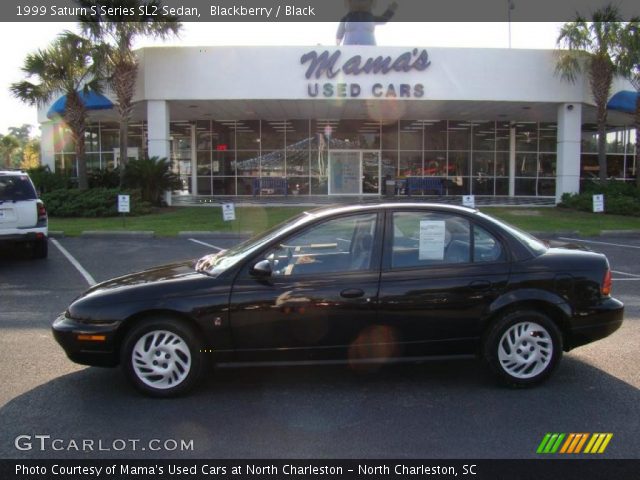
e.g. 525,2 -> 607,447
53,204 -> 624,397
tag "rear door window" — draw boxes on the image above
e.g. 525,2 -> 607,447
390,211 -> 504,269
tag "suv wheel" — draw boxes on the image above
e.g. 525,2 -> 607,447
483,310 -> 562,387
121,316 -> 204,397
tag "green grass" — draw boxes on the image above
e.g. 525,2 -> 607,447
481,207 -> 640,236
49,206 -> 308,237
49,205 -> 640,237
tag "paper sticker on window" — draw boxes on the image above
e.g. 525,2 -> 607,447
419,220 -> 446,260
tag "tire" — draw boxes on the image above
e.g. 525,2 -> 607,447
121,316 -> 204,397
32,238 -> 48,259
483,310 -> 562,388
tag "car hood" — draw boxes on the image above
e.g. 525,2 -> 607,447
74,260 -> 218,305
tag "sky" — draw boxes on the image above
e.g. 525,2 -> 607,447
0,21 -> 563,136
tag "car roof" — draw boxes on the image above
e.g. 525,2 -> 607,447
304,202 -> 478,219
0,170 -> 27,175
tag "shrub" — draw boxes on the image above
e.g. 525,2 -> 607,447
27,165 -> 74,193
88,168 -> 120,189
559,180 -> 640,216
123,157 -> 181,206
41,188 -> 152,217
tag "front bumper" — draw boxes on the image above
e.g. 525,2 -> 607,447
566,297 -> 624,350
52,313 -> 120,367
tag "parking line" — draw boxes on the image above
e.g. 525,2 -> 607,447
612,270 -> 640,278
50,238 -> 97,286
612,278 -> 640,281
558,237 -> 640,250
188,238 -> 223,251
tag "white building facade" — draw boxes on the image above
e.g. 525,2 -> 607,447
38,46 -> 636,203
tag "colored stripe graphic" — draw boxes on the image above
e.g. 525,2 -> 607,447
538,433 -> 613,454
537,433 -> 565,454
585,433 -> 614,454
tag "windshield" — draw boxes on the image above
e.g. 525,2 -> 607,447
195,210 -> 313,276
476,211 -> 548,256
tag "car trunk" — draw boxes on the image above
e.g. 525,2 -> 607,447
0,199 -> 37,228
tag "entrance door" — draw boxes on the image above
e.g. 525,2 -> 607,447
329,151 -> 381,195
362,151 -> 381,194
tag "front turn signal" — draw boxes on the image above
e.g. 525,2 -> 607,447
601,269 -> 612,297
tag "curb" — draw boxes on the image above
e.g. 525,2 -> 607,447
48,231 -> 65,238
80,231 -> 155,238
600,230 -> 640,236
178,231 -> 253,238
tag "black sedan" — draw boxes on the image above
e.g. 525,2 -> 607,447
53,203 -> 624,397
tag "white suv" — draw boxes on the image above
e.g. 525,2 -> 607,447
0,170 -> 48,258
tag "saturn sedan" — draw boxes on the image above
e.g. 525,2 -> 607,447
52,203 -> 624,397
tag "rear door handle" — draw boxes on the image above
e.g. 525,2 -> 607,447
468,280 -> 491,291
340,288 -> 365,299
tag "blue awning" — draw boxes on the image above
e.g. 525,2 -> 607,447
607,90 -> 639,114
47,91 -> 113,119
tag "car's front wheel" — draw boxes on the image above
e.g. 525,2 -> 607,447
483,310 -> 562,387
121,317 -> 204,397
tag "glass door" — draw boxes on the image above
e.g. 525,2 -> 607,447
329,150 -> 381,195
362,151 -> 381,195
329,151 -> 361,195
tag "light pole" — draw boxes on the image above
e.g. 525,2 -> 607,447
507,0 -> 515,48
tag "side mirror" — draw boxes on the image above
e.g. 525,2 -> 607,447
251,259 -> 272,277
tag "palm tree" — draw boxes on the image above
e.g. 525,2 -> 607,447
10,32 -> 103,189
77,0 -> 181,185
619,20 -> 640,187
556,4 -> 626,182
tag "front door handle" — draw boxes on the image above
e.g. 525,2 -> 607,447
340,288 -> 365,299
468,280 -> 491,291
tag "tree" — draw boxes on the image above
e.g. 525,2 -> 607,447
10,31 -> 104,190
0,134 -> 20,168
8,124 -> 33,144
77,0 -> 181,185
556,4 -> 626,182
21,138 -> 41,170
619,20 -> 640,187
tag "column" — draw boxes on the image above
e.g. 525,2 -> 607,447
556,103 -> 582,203
508,124 -> 516,196
190,123 -> 197,195
40,121 -> 56,171
147,100 -> 171,204
147,100 -> 170,159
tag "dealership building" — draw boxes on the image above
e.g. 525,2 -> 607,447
38,45 -> 637,204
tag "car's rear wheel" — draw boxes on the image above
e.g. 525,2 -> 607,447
483,310 -> 562,387
121,316 -> 203,397
32,238 -> 48,259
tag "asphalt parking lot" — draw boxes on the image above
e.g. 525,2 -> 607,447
0,233 -> 639,459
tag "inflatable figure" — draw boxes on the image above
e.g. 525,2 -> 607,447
336,0 -> 398,46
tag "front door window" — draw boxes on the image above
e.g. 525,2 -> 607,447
263,213 -> 378,276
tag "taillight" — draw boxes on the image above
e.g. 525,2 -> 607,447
37,202 -> 47,221
601,269 -> 612,296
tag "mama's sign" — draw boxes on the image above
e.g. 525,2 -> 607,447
300,48 -> 430,98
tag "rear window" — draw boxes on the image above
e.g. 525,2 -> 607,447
0,175 -> 37,201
